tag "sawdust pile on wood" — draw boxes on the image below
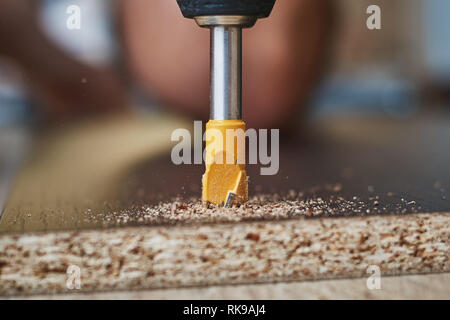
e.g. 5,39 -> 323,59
87,191 -> 421,227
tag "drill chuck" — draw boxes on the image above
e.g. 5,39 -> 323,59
176,0 -> 276,19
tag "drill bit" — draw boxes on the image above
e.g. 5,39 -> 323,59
196,16 -> 256,206
176,1 -> 277,206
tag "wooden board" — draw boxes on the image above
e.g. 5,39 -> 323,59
1,114 -> 450,233
0,113 -> 449,296
16,273 -> 450,300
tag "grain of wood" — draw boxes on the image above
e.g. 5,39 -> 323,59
0,212 -> 448,296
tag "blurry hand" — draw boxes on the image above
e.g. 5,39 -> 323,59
121,0 -> 332,128
0,0 -> 127,120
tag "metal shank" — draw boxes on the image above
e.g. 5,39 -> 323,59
210,26 -> 242,120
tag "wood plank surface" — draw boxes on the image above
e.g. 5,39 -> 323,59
0,113 -> 449,296
1,114 -> 449,233
13,273 -> 450,300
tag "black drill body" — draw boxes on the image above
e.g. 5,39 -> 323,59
177,0 -> 276,19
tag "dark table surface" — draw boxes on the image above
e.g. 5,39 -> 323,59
1,114 -> 449,234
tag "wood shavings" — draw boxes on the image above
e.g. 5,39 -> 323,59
85,192 -> 423,228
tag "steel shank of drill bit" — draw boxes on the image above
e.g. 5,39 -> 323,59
210,25 -> 241,120
195,16 -> 257,120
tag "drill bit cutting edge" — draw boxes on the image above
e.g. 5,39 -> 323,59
176,0 -> 276,206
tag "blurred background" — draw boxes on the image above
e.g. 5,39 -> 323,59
1,0 -> 450,209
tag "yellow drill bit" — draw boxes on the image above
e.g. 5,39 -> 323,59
176,1 -> 277,208
203,120 -> 248,206
196,17 -> 256,207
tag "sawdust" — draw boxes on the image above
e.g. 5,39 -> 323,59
86,190 -> 421,227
